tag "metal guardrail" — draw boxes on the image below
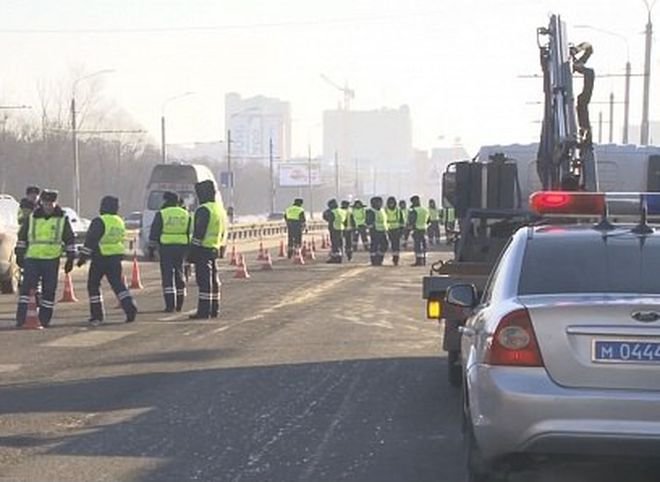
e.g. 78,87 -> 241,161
124,220 -> 327,255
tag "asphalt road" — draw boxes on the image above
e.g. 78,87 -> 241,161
0,243 -> 658,482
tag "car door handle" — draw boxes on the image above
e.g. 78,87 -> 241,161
459,326 -> 476,337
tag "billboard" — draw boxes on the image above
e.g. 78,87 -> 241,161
279,163 -> 322,187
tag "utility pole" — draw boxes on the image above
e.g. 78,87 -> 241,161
642,4 -> 654,145
227,129 -> 234,210
354,158 -> 359,196
71,97 -> 80,213
624,61 -> 631,143
598,111 -> 603,143
334,150 -> 340,198
161,115 -> 166,163
609,92 -> 615,143
308,144 -> 314,220
269,137 -> 275,215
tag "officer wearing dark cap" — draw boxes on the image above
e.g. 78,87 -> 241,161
365,196 -> 387,266
14,190 -> 76,328
408,195 -> 429,266
322,199 -> 344,263
77,196 -> 137,326
148,191 -> 191,312
17,185 -> 40,226
284,198 -> 306,259
189,180 -> 227,319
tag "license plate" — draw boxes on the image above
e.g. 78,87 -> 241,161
593,340 -> 660,363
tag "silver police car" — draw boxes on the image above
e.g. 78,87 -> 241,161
448,203 -> 660,481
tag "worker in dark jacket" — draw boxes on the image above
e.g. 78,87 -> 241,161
427,198 -> 441,245
322,199 -> 344,263
149,191 -> 191,312
340,200 -> 353,261
284,198 -> 306,258
189,180 -> 226,319
365,196 -> 387,266
399,199 -> 410,249
408,195 -> 429,266
385,196 -> 403,266
15,190 -> 76,328
351,199 -> 369,251
17,185 -> 40,226
78,196 -> 137,326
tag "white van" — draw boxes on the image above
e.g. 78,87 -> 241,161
139,163 -> 225,252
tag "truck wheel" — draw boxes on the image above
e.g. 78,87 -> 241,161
448,350 -> 463,388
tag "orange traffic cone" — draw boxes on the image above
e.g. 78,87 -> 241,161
59,273 -> 78,302
293,247 -> 306,265
307,241 -> 317,261
278,239 -> 286,258
261,249 -> 273,271
22,290 -> 43,330
257,241 -> 266,261
234,254 -> 250,279
301,241 -> 309,259
130,254 -> 143,289
229,245 -> 238,266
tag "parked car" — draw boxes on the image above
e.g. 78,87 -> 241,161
62,207 -> 90,253
124,211 -> 142,230
0,194 -> 19,294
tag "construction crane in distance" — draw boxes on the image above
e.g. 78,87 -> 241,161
320,74 -> 355,111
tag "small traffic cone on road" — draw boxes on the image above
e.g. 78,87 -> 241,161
278,239 -> 286,258
234,254 -> 250,279
229,245 -> 238,266
59,273 -> 78,302
307,241 -> 317,261
22,290 -> 43,330
130,254 -> 143,289
261,250 -> 273,271
257,241 -> 266,261
301,241 -> 309,259
293,247 -> 306,265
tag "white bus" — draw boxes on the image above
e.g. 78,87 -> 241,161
139,163 -> 225,252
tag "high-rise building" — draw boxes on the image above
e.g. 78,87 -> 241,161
225,93 -> 292,163
322,106 -> 413,197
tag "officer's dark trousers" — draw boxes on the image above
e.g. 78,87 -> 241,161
428,221 -> 441,245
387,228 -> 401,265
412,229 -> 427,265
343,229 -> 353,260
353,225 -> 369,250
287,222 -> 303,258
16,258 -> 59,327
88,255 -> 136,321
194,251 -> 220,318
369,229 -> 387,266
160,244 -> 187,311
329,229 -> 343,261
401,227 -> 411,248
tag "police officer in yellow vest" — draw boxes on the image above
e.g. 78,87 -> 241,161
340,200 -> 353,261
17,185 -> 41,227
399,199 -> 411,249
427,198 -> 441,245
408,195 -> 430,266
385,196 -> 404,266
322,199 -> 345,263
284,198 -> 306,259
189,180 -> 226,319
148,191 -> 191,312
366,196 -> 388,266
14,190 -> 75,328
77,196 -> 137,326
351,199 -> 369,251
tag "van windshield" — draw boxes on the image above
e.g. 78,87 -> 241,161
147,191 -> 197,211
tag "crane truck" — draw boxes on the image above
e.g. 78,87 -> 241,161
422,15 -> 597,386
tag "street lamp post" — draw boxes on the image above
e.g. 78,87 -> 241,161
161,92 -> 195,164
71,69 -> 114,214
642,0 -> 657,144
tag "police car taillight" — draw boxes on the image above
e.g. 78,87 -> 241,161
529,192 -> 605,216
486,309 -> 544,367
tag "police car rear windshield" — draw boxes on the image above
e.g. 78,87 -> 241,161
519,234 -> 660,295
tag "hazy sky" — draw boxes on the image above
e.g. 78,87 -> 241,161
0,0 -> 653,156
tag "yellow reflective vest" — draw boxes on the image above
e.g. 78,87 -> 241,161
99,214 -> 126,256
26,215 -> 64,260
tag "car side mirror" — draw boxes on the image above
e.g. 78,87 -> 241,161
446,284 -> 478,308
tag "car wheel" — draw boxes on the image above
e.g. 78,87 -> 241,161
465,427 -> 506,482
448,350 -> 463,387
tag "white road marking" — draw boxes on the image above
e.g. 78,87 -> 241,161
203,267 -> 368,337
44,330 -> 135,348
157,309 -> 197,322
0,364 -> 21,373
